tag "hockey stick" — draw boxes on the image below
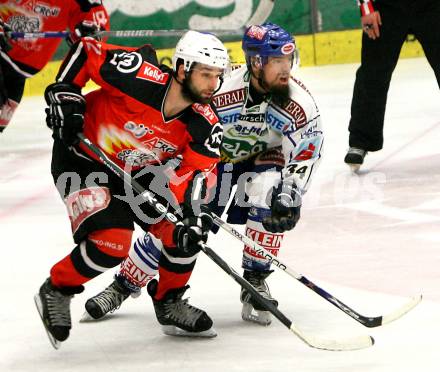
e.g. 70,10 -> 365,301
4,0 -> 275,40
77,133 -> 373,351
5,29 -> 243,39
211,216 -> 422,328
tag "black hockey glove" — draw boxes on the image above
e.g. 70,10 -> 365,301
66,20 -> 102,46
0,18 -> 12,52
0,64 -> 7,108
263,181 -> 302,233
173,205 -> 213,257
44,82 -> 85,146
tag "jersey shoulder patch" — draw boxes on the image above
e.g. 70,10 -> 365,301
191,103 -> 219,125
136,60 -> 169,85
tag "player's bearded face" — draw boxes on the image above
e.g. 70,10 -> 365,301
182,65 -> 224,104
182,75 -> 210,104
260,55 -> 293,107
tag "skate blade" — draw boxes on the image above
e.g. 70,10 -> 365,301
34,294 -> 61,350
161,325 -> 217,338
347,163 -> 361,173
241,303 -> 272,326
79,311 -> 97,322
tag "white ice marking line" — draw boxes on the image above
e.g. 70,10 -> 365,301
412,196 -> 440,211
341,200 -> 440,225
415,233 -> 440,243
370,121 -> 440,170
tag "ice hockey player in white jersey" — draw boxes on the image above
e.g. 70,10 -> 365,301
84,22 -> 323,328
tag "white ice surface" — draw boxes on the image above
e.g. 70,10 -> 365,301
0,57 -> 439,371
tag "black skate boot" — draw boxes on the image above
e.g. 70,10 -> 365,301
344,147 -> 367,172
240,270 -> 278,326
147,279 -> 216,338
82,275 -> 135,321
34,278 -> 84,349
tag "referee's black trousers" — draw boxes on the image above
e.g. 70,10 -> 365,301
348,0 -> 440,151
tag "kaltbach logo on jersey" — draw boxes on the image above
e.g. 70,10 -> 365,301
34,3 -> 60,17
109,51 -> 143,73
192,103 -> 218,125
246,25 -> 267,40
205,122 -> 223,155
212,88 -> 245,109
66,187 -> 110,234
281,43 -> 295,55
136,61 -> 169,85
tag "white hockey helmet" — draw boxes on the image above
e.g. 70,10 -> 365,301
172,30 -> 230,73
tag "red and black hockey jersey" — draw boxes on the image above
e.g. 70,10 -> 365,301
0,0 -> 109,76
56,38 -> 223,204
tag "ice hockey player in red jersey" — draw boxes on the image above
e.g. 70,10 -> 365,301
34,30 -> 230,349
0,0 -> 110,132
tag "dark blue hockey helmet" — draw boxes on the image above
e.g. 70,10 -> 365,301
242,22 -> 296,68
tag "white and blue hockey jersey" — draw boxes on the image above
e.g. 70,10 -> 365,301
212,65 -> 323,193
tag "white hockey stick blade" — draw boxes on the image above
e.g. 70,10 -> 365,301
245,0 -> 275,26
290,324 -> 374,351
380,295 -> 422,326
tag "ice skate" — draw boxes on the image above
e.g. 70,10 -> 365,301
241,270 -> 278,326
344,147 -> 367,172
82,275 -> 134,321
34,278 -> 83,349
147,279 -> 216,338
